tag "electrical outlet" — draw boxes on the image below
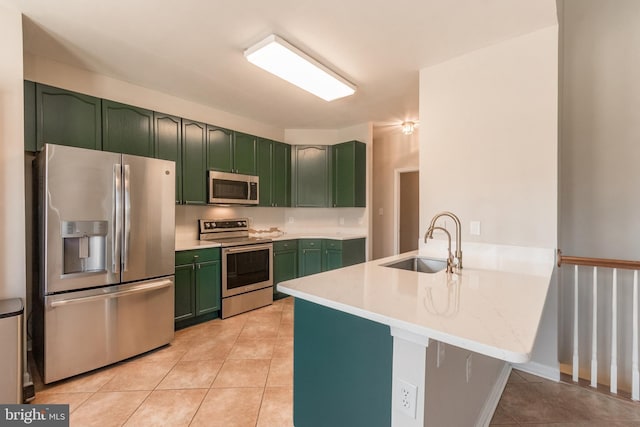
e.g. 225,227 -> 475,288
466,354 -> 472,383
288,217 -> 294,224
396,379 -> 417,419
339,217 -> 345,225
470,221 -> 481,236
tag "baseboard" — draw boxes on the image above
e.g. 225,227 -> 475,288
475,363 -> 512,427
513,361 -> 560,382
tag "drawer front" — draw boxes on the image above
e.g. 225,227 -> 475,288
299,239 -> 322,250
175,248 -> 220,265
274,239 -> 298,252
323,239 -> 342,250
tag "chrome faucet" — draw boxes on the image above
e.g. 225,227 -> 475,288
424,211 -> 463,270
424,226 -> 454,273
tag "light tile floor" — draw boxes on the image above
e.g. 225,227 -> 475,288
30,296 -> 640,426
32,297 -> 294,427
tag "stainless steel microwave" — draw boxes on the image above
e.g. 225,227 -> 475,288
208,171 -> 259,205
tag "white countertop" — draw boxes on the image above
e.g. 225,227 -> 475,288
278,245 -> 554,364
269,232 -> 367,241
175,240 -> 222,251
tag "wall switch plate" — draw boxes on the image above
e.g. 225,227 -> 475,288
396,379 -> 418,419
470,221 -> 481,236
288,217 -> 294,224
339,217 -> 345,225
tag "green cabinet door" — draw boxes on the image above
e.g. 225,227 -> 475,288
274,240 -> 298,300
332,140 -> 366,207
299,239 -> 323,277
24,81 -> 37,152
36,83 -> 102,150
272,141 -> 291,207
342,238 -> 367,267
257,138 -> 273,206
206,126 -> 233,173
234,132 -> 257,175
174,263 -> 196,321
292,145 -> 331,207
102,100 -> 154,157
154,112 -> 182,204
195,260 -> 221,316
182,119 -> 207,204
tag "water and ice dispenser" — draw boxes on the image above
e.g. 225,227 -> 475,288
61,220 -> 108,274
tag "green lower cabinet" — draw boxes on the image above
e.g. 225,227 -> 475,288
294,299 -> 392,427
174,263 -> 196,321
195,260 -> 221,316
322,238 -> 366,271
175,248 -> 221,329
273,240 -> 298,299
298,239 -> 323,277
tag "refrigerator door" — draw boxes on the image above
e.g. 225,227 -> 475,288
41,144 -> 122,294
42,277 -> 174,384
121,155 -> 175,283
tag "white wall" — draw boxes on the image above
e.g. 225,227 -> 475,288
0,2 -> 26,301
419,25 -> 559,376
372,127 -> 420,259
419,26 -> 558,249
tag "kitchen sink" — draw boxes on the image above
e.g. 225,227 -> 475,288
381,256 -> 447,273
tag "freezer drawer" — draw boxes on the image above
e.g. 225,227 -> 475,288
42,277 -> 174,384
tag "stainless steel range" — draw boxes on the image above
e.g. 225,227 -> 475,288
199,218 -> 273,318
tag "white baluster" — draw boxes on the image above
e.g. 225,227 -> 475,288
591,266 -> 598,388
611,268 -> 618,394
573,265 -> 579,382
632,270 -> 639,401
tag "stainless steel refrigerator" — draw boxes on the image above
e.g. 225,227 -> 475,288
33,144 -> 176,384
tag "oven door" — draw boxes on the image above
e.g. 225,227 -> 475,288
222,243 -> 273,298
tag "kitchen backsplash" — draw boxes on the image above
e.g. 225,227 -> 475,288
176,205 -> 367,241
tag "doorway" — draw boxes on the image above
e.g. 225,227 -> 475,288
394,169 -> 419,254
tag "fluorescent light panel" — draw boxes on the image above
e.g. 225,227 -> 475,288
244,35 -> 356,102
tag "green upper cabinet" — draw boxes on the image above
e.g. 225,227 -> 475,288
206,125 -> 233,173
273,141 -> 291,207
257,138 -> 273,206
234,132 -> 257,175
257,138 -> 291,207
154,112 -> 182,204
24,81 -> 37,152
292,145 -> 331,207
332,140 -> 366,207
207,128 -> 256,175
102,100 -> 154,157
35,83 -> 102,151
182,119 -> 207,205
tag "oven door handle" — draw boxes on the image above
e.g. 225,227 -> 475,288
223,244 -> 273,254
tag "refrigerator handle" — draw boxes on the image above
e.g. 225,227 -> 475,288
123,164 -> 131,272
113,164 -> 122,274
48,279 -> 173,308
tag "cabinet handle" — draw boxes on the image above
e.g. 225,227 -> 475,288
197,264 -> 201,269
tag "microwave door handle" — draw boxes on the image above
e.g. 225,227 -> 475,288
113,164 -> 121,274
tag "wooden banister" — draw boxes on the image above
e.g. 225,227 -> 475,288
557,250 -> 640,270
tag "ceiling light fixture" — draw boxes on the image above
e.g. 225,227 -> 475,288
401,121 -> 415,135
244,34 -> 356,102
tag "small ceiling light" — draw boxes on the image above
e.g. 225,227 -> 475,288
244,34 -> 356,102
401,121 -> 415,135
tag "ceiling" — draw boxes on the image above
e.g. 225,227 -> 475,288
8,0 -> 557,130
